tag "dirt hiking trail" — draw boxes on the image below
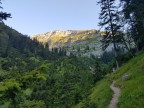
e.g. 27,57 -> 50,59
108,81 -> 121,108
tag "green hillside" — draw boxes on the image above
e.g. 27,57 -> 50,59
0,23 -> 144,108
1,0 -> 144,107
73,53 -> 144,108
0,23 -> 110,108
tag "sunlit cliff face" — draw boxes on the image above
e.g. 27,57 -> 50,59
32,30 -> 112,57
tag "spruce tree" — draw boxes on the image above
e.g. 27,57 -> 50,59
98,0 -> 122,68
121,0 -> 144,51
0,0 -> 11,21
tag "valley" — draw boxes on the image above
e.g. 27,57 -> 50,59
0,0 -> 144,107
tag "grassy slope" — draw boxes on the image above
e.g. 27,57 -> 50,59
74,53 -> 144,108
112,54 -> 144,108
73,78 -> 113,108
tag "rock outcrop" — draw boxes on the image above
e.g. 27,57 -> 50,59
32,30 -> 111,57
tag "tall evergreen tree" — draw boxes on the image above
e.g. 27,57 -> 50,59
0,0 -> 11,21
121,0 -> 144,51
98,0 -> 122,68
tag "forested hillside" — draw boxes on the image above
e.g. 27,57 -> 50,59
0,23 -> 66,59
73,53 -> 144,108
0,23 -> 68,72
0,23 -> 112,107
0,51 -> 111,107
0,0 -> 144,107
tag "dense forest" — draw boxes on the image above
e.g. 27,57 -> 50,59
0,22 -> 112,107
0,0 -> 144,107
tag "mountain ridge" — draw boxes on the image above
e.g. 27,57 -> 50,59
32,29 -> 105,56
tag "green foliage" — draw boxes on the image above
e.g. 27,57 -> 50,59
0,0 -> 11,21
0,55 -> 108,108
0,32 -> 9,55
117,52 -> 134,65
111,53 -> 144,108
0,23 -> 65,61
88,79 -> 112,108
0,80 -> 20,92
101,50 -> 115,64
1,56 -> 42,72
98,0 -> 125,68
74,53 -> 144,108
30,57 -> 96,108
0,80 -> 21,107
121,0 -> 144,51
73,78 -> 112,108
18,100 -> 45,108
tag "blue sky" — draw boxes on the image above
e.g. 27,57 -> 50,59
2,0 -> 100,36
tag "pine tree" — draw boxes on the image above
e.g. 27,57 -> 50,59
120,0 -> 144,51
98,0 -> 122,68
0,0 -> 11,21
45,42 -> 49,52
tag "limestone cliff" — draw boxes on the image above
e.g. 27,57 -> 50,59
32,30 -> 105,56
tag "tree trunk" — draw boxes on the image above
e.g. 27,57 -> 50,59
113,40 -> 119,68
107,0 -> 119,68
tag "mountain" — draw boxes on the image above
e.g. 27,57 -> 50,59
0,23 -> 67,73
0,23 -> 66,60
1,23 -> 143,108
32,30 -> 108,57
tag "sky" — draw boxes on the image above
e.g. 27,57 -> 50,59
2,0 -> 100,36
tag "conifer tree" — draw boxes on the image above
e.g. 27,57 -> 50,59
0,0 -> 11,21
121,0 -> 144,51
98,0 -> 122,68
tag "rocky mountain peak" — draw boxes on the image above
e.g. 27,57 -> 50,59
32,29 -> 104,57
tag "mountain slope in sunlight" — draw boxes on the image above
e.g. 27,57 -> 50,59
32,30 -> 108,56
